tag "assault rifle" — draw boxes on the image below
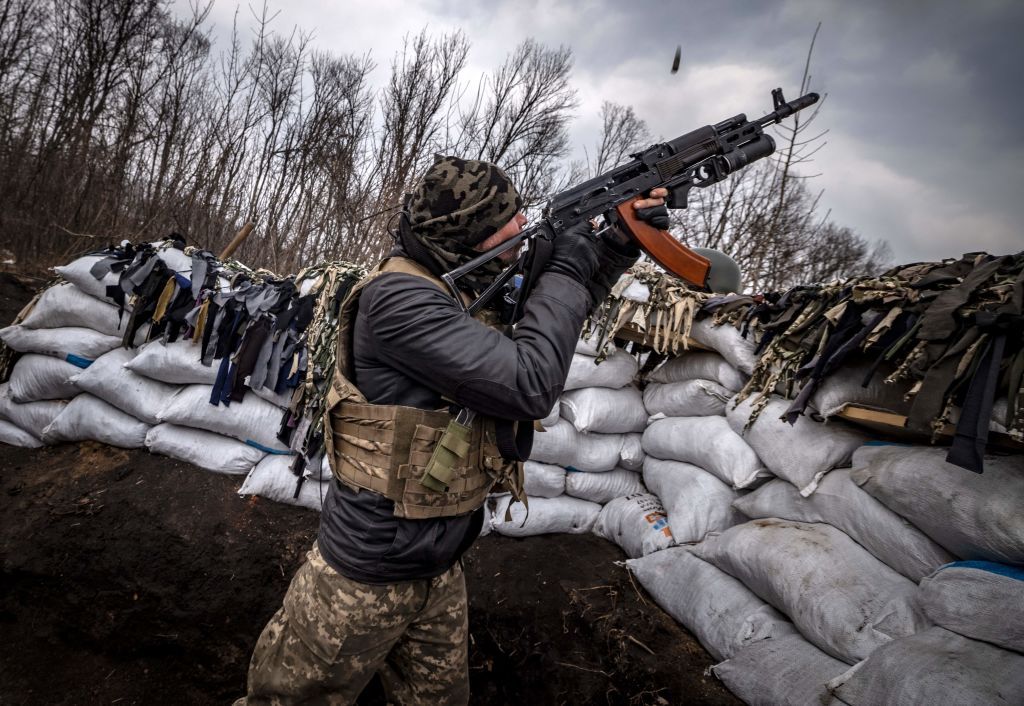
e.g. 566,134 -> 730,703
441,87 -> 819,322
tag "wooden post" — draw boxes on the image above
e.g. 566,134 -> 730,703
219,220 -> 255,260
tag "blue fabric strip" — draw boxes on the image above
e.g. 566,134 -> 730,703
936,560 -> 1024,581
65,354 -> 93,368
173,273 -> 191,289
245,440 -> 295,455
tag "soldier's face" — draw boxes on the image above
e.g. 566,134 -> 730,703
475,212 -> 528,262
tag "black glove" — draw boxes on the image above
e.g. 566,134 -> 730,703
587,231 -> 641,308
634,202 -> 670,230
544,220 -> 602,286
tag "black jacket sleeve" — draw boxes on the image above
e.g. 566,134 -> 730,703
359,270 -> 590,421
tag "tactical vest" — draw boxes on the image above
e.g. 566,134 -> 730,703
323,256 -> 526,519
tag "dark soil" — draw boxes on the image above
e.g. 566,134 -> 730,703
0,272 -> 738,705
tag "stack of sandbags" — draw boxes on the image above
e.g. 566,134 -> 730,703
635,351 -> 761,552
492,345 -> 644,539
239,454 -> 329,511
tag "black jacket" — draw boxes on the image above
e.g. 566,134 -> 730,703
317,257 -> 591,584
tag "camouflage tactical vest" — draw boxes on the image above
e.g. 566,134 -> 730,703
322,256 -> 525,519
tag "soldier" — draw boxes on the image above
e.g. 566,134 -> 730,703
236,156 -> 668,705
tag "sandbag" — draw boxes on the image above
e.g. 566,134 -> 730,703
643,379 -> 731,417
0,324 -> 122,361
523,461 -> 566,499
157,384 -> 289,452
0,419 -> 43,447
619,433 -> 644,470
490,495 -> 600,537
626,548 -> 795,661
54,254 -> 121,302
733,471 -> 954,581
19,282 -> 133,339
145,423 -> 268,475
6,354 -> 80,402
688,317 -> 758,375
643,457 -> 741,544
647,351 -> 746,391
727,394 -> 869,495
564,349 -> 638,391
238,455 -> 328,512
565,467 -> 644,504
692,519 -> 929,664
560,385 -> 647,434
71,348 -> 178,425
642,416 -> 769,489
593,493 -> 674,557
529,419 -> 623,472
42,394 -> 150,448
850,446 -> 1024,564
711,633 -> 849,706
827,627 -> 1024,705
124,340 -> 218,385
811,360 -> 914,418
918,561 -> 1024,653
0,383 -> 68,435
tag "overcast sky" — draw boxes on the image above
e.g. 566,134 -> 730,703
176,0 -> 1024,264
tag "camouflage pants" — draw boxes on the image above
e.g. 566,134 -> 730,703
235,543 -> 469,705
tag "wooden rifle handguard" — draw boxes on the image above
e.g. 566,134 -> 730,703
614,197 -> 710,289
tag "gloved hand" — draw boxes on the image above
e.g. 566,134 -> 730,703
634,202 -> 670,230
587,230 -> 641,308
544,220 -> 602,286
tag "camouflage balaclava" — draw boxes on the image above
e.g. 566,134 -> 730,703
402,155 -> 523,293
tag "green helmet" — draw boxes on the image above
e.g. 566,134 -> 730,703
692,247 -> 742,294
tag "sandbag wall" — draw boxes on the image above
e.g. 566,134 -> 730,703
492,322 -> 1023,704
0,241 -> 339,510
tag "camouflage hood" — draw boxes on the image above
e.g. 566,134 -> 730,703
401,156 -> 523,293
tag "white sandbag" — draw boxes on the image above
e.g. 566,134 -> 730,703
42,394 -> 150,448
540,401 -> 560,428
523,461 -> 566,498
560,385 -> 647,434
688,317 -> 758,375
238,455 -> 328,512
0,419 -> 43,447
490,495 -> 600,537
643,379 -> 731,417
850,446 -> 1024,564
19,282 -> 130,338
145,423 -> 267,475
811,360 -> 914,418
647,351 -> 746,391
0,324 -> 122,361
619,433 -> 644,470
642,416 -> 769,489
304,453 -> 331,482
6,354 -> 80,402
54,255 -> 121,302
827,627 -> 1024,706
626,548 -> 795,661
733,472 -> 955,581
124,340 -> 218,385
156,384 -> 289,452
153,241 -> 193,272
692,519 -> 928,664
70,348 -> 178,425
564,349 -> 638,391
529,419 -> 622,472
918,561 -> 1024,653
711,633 -> 850,706
0,383 -> 68,434
574,327 -> 608,357
593,492 -> 674,557
565,467 -> 644,504
727,394 -> 869,495
643,458 -> 742,544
